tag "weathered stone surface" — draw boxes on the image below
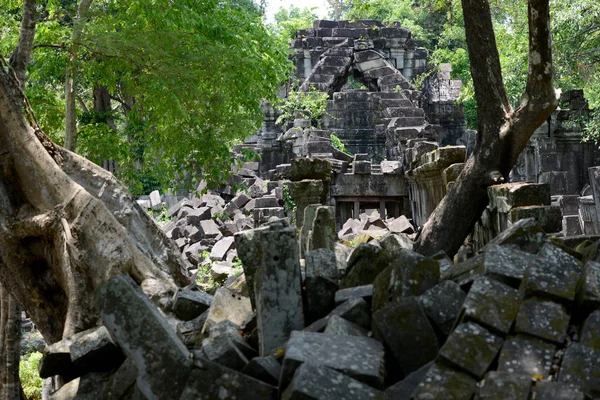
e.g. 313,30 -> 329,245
324,315 -> 368,337
477,371 -> 531,400
172,288 -> 213,321
386,215 -> 414,234
372,249 -> 439,313
199,219 -> 221,239
241,356 -> 281,386
203,287 -> 252,333
306,248 -> 338,283
305,296 -> 371,332
288,157 -> 332,181
281,331 -> 385,390
576,261 -> 600,315
497,335 -> 555,377
185,207 -> 211,226
378,233 -> 413,256
532,381 -> 585,400
308,206 -> 337,253
340,243 -> 392,288
282,363 -> 381,400
558,343 -> 600,395
48,372 -> 113,400
180,358 -> 276,399
98,274 -> 192,400
419,281 -> 465,335
200,336 -> 249,371
69,326 -> 124,371
334,284 -> 373,305
581,310 -> 600,350
373,296 -> 438,375
233,192 -> 251,208
39,340 -> 78,380
305,275 -> 338,323
255,228 -> 304,356
209,236 -> 235,261
514,299 -> 569,344
445,244 -> 537,288
411,363 -> 477,400
460,276 -> 522,335
383,362 -> 432,400
520,243 -> 581,304
438,322 -> 503,379
484,218 -> 546,253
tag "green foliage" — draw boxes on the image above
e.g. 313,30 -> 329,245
232,256 -> 244,275
282,184 -> 297,224
271,5 -> 318,40
212,210 -> 232,222
276,87 -> 329,128
19,352 -> 43,400
331,133 -> 351,154
147,203 -> 172,225
582,109 -> 600,144
1,0 -> 293,193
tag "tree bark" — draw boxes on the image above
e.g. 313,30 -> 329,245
414,0 -> 558,257
64,0 -> 93,151
0,285 -> 24,400
0,0 -> 188,343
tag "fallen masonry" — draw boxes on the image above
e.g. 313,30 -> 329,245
38,216 -> 600,399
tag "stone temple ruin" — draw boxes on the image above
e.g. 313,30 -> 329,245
35,20 -> 600,400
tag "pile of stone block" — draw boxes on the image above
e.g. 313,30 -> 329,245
38,213 -> 600,399
338,210 -> 415,242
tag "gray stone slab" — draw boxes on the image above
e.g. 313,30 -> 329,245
558,343 -> 600,395
477,371 -> 531,400
200,336 -> 249,371
532,381 -> 585,400
172,288 -> 212,321
281,331 -> 385,390
69,326 -> 124,371
255,228 -> 304,356
461,276 -> 523,336
514,299 -> 570,344
98,274 -> 192,400
419,280 -> 465,336
447,244 -> 537,288
411,363 -> 477,400
373,296 -> 438,375
340,243 -> 392,288
438,322 -> 503,379
581,310 -> 600,350
185,207 -> 211,226
576,261 -> 600,315
180,358 -> 276,399
383,362 -> 432,400
282,363 -> 381,400
483,217 -> 546,253
324,315 -> 368,337
520,243 -> 581,304
334,284 -> 373,305
372,250 -> 439,313
203,287 -> 252,333
241,356 -> 281,386
210,236 -> 235,261
497,335 -> 555,377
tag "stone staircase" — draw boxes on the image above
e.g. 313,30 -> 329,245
300,48 -> 354,94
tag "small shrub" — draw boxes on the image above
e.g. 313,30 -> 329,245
20,352 -> 43,400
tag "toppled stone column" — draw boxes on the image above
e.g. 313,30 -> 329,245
254,227 -> 305,355
98,274 -> 192,400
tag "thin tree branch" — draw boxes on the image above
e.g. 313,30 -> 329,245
9,0 -> 37,88
461,0 -> 511,147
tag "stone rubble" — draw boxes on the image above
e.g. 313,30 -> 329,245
36,213 -> 600,399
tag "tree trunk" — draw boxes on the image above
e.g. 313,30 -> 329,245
0,66 -> 188,342
63,0 -> 94,152
414,0 -> 558,256
0,286 -> 23,400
